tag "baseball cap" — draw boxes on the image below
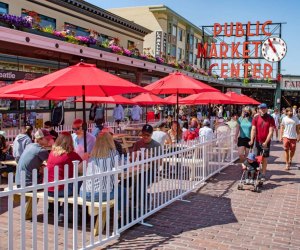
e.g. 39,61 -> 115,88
203,119 -> 210,126
247,153 -> 256,161
258,103 -> 267,109
34,128 -> 53,139
101,127 -> 114,135
142,124 -> 153,134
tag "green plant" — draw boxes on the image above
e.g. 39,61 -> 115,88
42,25 -> 54,34
101,40 -> 109,48
65,35 -> 79,44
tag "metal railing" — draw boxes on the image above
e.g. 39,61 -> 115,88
0,133 -> 238,249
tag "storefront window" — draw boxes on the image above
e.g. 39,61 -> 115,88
64,23 -> 89,36
0,2 -> 8,14
22,9 -> 56,28
127,40 -> 135,49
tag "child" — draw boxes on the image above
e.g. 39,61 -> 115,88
242,152 -> 260,184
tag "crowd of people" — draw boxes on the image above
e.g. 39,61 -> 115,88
0,103 -> 299,222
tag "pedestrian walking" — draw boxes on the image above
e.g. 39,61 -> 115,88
271,107 -> 280,142
280,107 -> 300,170
250,103 -> 275,180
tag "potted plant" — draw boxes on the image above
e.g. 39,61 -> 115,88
0,14 -> 32,30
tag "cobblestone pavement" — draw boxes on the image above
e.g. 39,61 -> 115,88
104,142 -> 300,250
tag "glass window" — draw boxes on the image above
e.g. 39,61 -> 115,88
172,25 -> 177,37
178,48 -> 182,60
194,54 -> 197,65
189,34 -> 194,46
21,9 -> 56,28
64,23 -> 89,36
128,40 -> 135,49
171,45 -> 176,57
178,28 -> 183,42
168,23 -> 172,34
195,38 -> 198,49
189,52 -> 193,64
0,2 -> 8,14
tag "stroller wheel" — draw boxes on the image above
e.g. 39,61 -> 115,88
237,184 -> 243,190
254,186 -> 259,192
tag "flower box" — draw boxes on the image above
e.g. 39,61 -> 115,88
0,21 -> 10,28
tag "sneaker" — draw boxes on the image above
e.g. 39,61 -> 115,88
250,179 -> 254,185
245,179 -> 250,184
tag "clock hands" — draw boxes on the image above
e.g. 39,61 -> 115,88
268,38 -> 277,53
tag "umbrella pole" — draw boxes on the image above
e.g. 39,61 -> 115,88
146,106 -> 148,124
82,86 -> 87,153
176,92 -> 179,143
24,100 -> 27,126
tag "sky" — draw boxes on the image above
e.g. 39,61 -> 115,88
86,0 -> 300,76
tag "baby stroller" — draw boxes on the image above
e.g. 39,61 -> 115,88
237,150 -> 264,192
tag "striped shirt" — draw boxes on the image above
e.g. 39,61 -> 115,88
82,150 -> 119,193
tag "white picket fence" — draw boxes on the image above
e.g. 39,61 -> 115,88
0,133 -> 238,249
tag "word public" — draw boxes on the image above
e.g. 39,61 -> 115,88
197,21 -> 274,79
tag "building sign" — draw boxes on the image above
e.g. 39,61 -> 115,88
0,70 -> 44,81
281,78 -> 300,91
163,32 -> 167,56
197,21 -> 286,79
155,31 -> 163,57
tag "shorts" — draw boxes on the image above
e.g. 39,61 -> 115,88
237,137 -> 251,148
256,142 -> 271,158
283,138 -> 297,152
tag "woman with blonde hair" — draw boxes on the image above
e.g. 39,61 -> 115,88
235,106 -> 253,162
47,132 -> 82,222
80,132 -> 120,202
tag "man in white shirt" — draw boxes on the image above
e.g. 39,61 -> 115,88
199,119 -> 214,141
271,107 -> 280,142
280,107 -> 300,170
152,122 -> 171,147
113,104 -> 124,124
131,105 -> 142,122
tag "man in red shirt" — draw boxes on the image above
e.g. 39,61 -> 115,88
250,103 -> 275,180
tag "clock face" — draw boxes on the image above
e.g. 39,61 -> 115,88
261,37 -> 287,62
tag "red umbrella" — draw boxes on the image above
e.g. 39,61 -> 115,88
144,72 -> 219,95
240,94 -> 260,105
179,92 -> 235,105
225,92 -> 249,104
6,62 -> 145,152
163,94 -> 182,104
76,95 -> 135,104
131,93 -> 167,105
6,63 -> 145,98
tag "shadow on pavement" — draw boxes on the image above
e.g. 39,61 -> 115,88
104,192 -> 238,250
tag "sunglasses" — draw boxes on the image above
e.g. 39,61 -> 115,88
72,127 -> 81,131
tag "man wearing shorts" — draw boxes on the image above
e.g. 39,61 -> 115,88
250,103 -> 275,180
280,107 -> 300,170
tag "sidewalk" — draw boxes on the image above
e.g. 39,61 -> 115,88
104,141 -> 300,250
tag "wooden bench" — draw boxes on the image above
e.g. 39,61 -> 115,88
5,187 -> 114,236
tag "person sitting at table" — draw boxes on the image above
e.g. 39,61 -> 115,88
183,119 -> 199,141
132,124 -> 163,216
167,121 -> 182,144
0,134 -> 15,176
151,122 -> 171,148
44,121 -> 59,141
71,119 -> 96,159
79,132 -> 124,210
47,131 -> 82,222
12,125 -> 33,163
15,129 -> 52,187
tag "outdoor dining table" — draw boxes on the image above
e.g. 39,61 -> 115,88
123,127 -> 142,135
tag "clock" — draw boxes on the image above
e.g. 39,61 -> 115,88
261,37 -> 287,62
